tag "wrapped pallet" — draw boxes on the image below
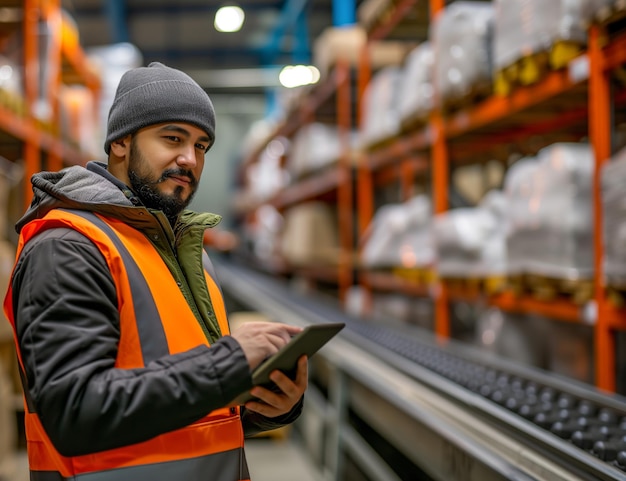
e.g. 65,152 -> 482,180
493,0 -> 592,75
505,143 -> 594,279
281,202 -> 340,267
602,145 -> 626,286
397,42 -> 435,126
360,195 -> 434,269
287,123 -> 358,179
359,66 -> 403,148
433,190 -> 508,278
431,1 -> 494,108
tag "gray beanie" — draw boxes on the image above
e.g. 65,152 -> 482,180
104,62 -> 215,154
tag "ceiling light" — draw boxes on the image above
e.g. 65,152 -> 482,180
214,6 -> 245,33
279,65 -> 320,89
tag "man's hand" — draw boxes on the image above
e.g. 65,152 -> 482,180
243,355 -> 308,417
230,321 -> 302,370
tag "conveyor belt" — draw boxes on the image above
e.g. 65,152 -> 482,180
212,256 -> 626,481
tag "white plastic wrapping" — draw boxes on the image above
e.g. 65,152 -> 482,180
493,0 -> 593,71
359,66 -> 403,147
431,1 -> 494,105
433,190 -> 509,277
602,145 -> 626,286
360,195 -> 434,269
287,123 -> 358,178
505,143 -> 594,279
397,42 -> 435,123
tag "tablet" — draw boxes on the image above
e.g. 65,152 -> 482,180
231,322 -> 345,405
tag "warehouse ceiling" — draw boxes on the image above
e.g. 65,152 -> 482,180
61,0 -> 367,95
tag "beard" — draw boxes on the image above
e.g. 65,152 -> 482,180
127,137 -> 199,223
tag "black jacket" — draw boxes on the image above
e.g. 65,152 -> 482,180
8,161 -> 302,457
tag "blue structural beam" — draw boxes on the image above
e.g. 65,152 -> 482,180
292,6 -> 311,64
262,0 -> 309,64
105,0 -> 129,44
333,0 -> 356,26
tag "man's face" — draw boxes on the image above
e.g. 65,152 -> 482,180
126,123 -> 211,220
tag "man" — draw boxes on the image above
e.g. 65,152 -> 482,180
3,62 -> 307,481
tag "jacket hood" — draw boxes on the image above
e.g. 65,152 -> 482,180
16,161 -> 222,234
16,162 -> 134,233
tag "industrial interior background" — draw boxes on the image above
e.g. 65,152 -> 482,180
1,1 -> 626,480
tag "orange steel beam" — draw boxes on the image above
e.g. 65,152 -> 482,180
490,292 -> 582,323
368,0 -> 419,41
357,160 -> 374,239
603,30 -> 626,71
23,0 -> 40,210
445,67 -> 581,138
589,25 -> 615,392
367,130 -> 431,169
336,59 -> 354,302
45,0 -> 63,171
430,0 -> 449,339
449,105 -> 589,162
271,166 -> 344,209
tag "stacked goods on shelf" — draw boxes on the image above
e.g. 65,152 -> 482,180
359,66 -> 403,148
288,123 -> 358,179
545,321 -> 594,383
360,194 -> 434,270
493,0 -> 592,95
505,143 -> 594,301
397,41 -> 435,130
313,25 -> 410,80
242,139 -> 290,206
432,189 -> 508,279
589,0 -> 626,23
0,55 -> 23,117
431,1 -> 494,110
240,204 -> 284,267
280,202 -> 340,267
601,145 -> 626,289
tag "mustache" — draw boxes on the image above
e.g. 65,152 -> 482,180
156,169 -> 198,187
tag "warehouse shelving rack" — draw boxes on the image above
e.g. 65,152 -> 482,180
0,0 -> 99,209
236,59 -> 356,301
355,0 -> 626,393
235,0 -> 626,393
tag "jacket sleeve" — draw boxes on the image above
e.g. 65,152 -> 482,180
11,227 -> 254,457
241,397 -> 304,437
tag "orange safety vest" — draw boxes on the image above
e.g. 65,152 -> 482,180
4,209 -> 250,481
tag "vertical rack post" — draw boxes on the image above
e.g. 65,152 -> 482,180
336,58 -> 354,302
42,0 -> 63,172
588,24 -> 614,392
430,0 -> 450,338
23,0 -> 41,210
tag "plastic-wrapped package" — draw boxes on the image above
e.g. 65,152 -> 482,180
288,123 -> 358,179
503,157 -> 541,275
433,190 -> 508,277
431,1 -> 494,105
588,0 -> 621,21
359,66 -> 403,147
493,0 -> 592,72
360,195 -> 434,269
397,42 -> 435,124
505,143 -> 593,279
602,145 -> 626,286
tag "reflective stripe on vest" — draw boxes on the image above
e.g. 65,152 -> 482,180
5,209 -> 249,481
